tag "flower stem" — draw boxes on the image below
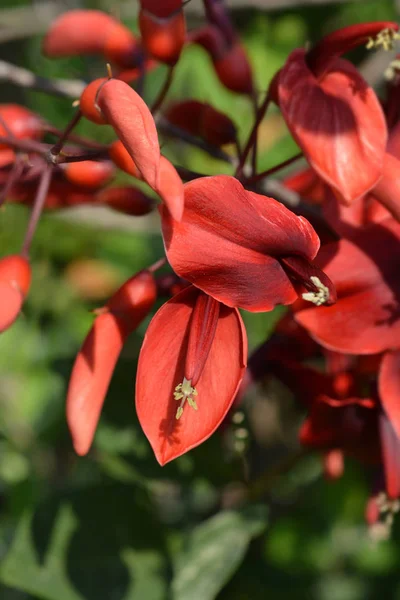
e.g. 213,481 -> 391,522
21,165 -> 52,257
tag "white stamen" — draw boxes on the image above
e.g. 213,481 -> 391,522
302,275 -> 330,306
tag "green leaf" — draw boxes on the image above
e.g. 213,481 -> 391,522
0,484 -> 168,600
171,505 -> 268,600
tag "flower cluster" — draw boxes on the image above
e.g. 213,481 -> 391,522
0,1 -> 399,529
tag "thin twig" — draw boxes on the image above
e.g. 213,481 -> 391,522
0,60 -> 85,99
245,153 -> 303,186
157,117 -> 234,163
21,165 -> 52,257
152,66 -> 175,114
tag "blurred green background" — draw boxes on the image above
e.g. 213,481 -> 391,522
1,1 -> 400,599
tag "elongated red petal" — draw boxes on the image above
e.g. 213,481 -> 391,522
307,22 -> 399,77
43,10 -> 120,56
0,255 -> 31,332
97,79 -> 160,189
43,10 -> 139,67
278,50 -> 387,203
155,156 -> 184,221
67,313 -> 129,455
136,287 -> 247,465
161,175 -> 320,311
380,411 -> 400,499
214,42 -> 254,95
379,350 -> 400,440
139,9 -> 185,65
67,270 -> 157,455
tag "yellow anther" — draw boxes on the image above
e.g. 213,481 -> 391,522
302,276 -> 330,306
366,28 -> 400,52
384,58 -> 400,80
174,377 -> 199,419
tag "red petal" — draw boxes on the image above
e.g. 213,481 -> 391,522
295,219 -> 400,354
161,175 -> 320,311
380,411 -> 400,499
97,79 -> 160,189
139,9 -> 185,65
0,282 -> 24,333
43,10 -> 120,56
213,42 -> 254,95
79,79 -> 108,125
0,105 -> 44,148
140,0 -> 182,18
66,313 -> 129,455
379,350 -> 400,440
0,254 -> 31,296
372,153 -> 400,222
62,161 -> 115,189
155,156 -> 184,221
136,287 -> 247,465
67,270 -> 157,455
278,50 -> 387,203
98,186 -> 155,216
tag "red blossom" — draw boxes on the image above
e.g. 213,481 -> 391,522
278,50 -> 387,204
136,286 -> 247,465
295,217 -> 400,354
161,175 -> 334,311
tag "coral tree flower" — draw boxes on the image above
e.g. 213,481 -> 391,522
161,175 -> 335,312
277,23 -> 398,203
67,270 -> 157,456
136,286 -> 247,465
295,216 -> 400,355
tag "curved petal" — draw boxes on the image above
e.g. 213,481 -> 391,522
278,50 -> 387,204
67,270 -> 157,455
0,282 -> 24,333
380,411 -> 400,499
295,219 -> 400,354
155,156 -> 184,221
97,79 -> 160,189
43,10 -> 128,57
66,313 -> 129,456
136,287 -> 247,465
379,350 -> 400,440
161,175 -> 320,311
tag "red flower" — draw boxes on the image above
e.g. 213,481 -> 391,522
276,23 -> 399,203
136,286 -> 247,465
295,216 -> 400,355
161,175 -> 335,312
